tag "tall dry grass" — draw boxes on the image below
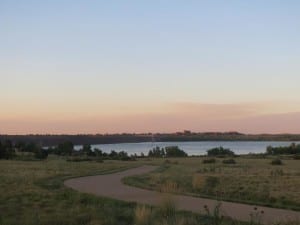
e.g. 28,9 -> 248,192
192,174 -> 205,191
134,205 -> 152,225
160,180 -> 180,193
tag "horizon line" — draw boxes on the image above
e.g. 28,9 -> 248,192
1,131 -> 300,136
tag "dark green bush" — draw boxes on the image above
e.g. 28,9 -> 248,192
207,147 -> 235,157
202,158 -> 216,164
222,158 -> 236,164
293,154 -> 300,160
271,158 -> 283,165
34,148 -> 48,160
66,157 -> 94,162
0,140 -> 16,159
266,143 -> 300,155
165,146 -> 188,157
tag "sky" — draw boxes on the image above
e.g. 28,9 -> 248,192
1,0 -> 300,134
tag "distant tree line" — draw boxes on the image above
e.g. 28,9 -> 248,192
0,140 -> 48,160
47,142 -> 134,160
0,139 -> 136,161
266,143 -> 300,155
2,132 -> 300,147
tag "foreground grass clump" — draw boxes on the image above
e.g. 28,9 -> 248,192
124,157 -> 300,210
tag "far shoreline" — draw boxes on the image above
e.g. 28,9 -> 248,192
2,132 -> 300,147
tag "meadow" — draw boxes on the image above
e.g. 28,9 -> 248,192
124,156 -> 300,211
0,155 -> 299,225
0,156 -> 142,225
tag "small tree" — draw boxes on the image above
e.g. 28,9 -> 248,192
148,146 -> 165,157
0,140 -> 15,159
57,141 -> 74,155
34,148 -> 48,160
82,144 -> 95,156
94,148 -> 103,157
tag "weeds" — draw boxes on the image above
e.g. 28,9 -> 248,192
159,197 -> 178,225
249,207 -> 264,225
203,202 -> 224,225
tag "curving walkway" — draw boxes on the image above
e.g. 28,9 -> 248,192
65,165 -> 300,224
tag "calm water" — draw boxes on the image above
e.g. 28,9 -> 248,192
75,141 -> 299,156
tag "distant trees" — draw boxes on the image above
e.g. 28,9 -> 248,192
82,144 -> 95,156
57,141 -> 74,155
0,139 -> 48,160
148,146 -> 165,157
46,141 -> 135,161
47,141 -> 74,156
266,143 -> 300,155
148,146 -> 187,158
165,146 -> 187,157
94,148 -> 103,157
34,148 -> 48,159
0,140 -> 15,159
207,147 -> 235,157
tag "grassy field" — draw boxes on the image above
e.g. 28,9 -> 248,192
124,156 -> 300,211
0,156 -> 250,225
0,156 -> 299,225
0,155 -> 145,225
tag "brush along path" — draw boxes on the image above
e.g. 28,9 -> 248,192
65,165 -> 300,224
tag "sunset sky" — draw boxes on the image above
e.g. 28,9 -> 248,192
1,1 -> 300,134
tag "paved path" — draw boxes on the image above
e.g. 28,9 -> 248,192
65,165 -> 300,224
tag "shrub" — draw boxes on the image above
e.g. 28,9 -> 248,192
164,159 -> 171,164
66,157 -> 94,162
293,154 -> 300,160
0,140 -> 16,159
202,158 -> 216,164
207,147 -> 234,157
222,159 -> 236,164
271,158 -> 283,165
34,148 -> 48,160
266,143 -> 300,155
165,146 -> 188,157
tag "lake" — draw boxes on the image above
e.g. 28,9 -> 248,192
75,141 -> 299,156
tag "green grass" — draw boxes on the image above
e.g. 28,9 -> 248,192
124,157 -> 300,211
